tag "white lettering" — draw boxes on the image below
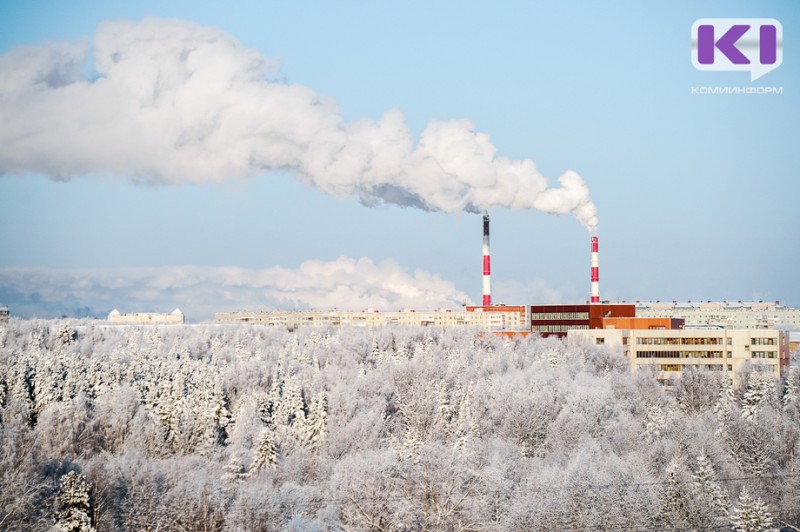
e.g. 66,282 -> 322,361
690,86 -> 784,95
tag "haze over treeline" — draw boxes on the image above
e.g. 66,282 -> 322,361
0,320 -> 798,530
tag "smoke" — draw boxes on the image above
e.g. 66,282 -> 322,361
0,17 -> 598,231
0,258 -> 471,321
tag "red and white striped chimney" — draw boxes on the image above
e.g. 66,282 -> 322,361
590,236 -> 600,303
482,214 -> 491,306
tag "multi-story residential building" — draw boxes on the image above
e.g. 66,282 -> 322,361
216,306 -> 529,331
568,328 -> 790,383
108,308 -> 185,325
634,301 -> 800,329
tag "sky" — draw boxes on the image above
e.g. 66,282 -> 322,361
0,1 -> 798,322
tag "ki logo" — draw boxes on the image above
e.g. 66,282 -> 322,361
691,18 -> 783,81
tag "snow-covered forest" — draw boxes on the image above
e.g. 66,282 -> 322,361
0,320 -> 798,531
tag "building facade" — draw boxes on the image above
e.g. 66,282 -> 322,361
216,308 -> 516,330
568,328 -> 790,382
529,304 -> 636,336
108,308 -> 185,325
635,301 -> 800,329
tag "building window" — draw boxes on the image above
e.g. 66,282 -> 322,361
752,337 -> 776,345
596,338 -> 605,345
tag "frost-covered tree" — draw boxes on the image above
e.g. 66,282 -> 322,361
691,454 -> 730,527
250,428 -> 278,474
305,390 -> 327,450
675,367 -> 720,414
223,453 -> 249,483
662,455 -> 691,522
742,370 -> 777,420
644,403 -> 667,442
1,319 -> 799,528
55,470 -> 94,532
57,323 -> 75,346
730,487 -> 776,532
783,367 -> 798,411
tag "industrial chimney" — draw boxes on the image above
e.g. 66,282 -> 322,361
483,213 -> 491,306
590,236 -> 600,303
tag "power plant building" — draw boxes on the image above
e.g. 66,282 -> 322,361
529,304 -> 635,336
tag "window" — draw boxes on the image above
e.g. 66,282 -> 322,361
596,338 -> 605,345
752,337 -> 776,345
636,351 -> 722,359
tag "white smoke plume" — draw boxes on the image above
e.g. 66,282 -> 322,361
0,258 -> 471,321
0,18 -> 598,231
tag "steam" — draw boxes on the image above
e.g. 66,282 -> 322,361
0,18 -> 598,231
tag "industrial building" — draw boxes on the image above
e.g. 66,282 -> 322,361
634,301 -> 800,329
108,308 -> 185,325
528,304 -> 635,336
568,327 -> 790,382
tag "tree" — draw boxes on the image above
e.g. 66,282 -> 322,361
730,487 -> 776,532
250,428 -> 278,474
675,367 -> 720,414
57,323 -> 75,346
741,371 -> 777,420
644,403 -> 667,442
783,368 -> 798,412
55,470 -> 95,532
305,390 -> 328,450
223,453 -> 249,483
691,454 -> 730,527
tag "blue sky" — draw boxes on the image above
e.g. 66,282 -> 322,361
0,1 -> 798,321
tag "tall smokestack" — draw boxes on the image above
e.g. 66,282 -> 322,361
483,214 -> 491,306
590,236 -> 600,303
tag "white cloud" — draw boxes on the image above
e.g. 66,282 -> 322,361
0,17 -> 598,231
0,257 -> 471,322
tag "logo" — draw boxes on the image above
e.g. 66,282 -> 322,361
691,18 -> 782,81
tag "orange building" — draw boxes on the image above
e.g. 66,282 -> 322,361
601,317 -> 684,330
